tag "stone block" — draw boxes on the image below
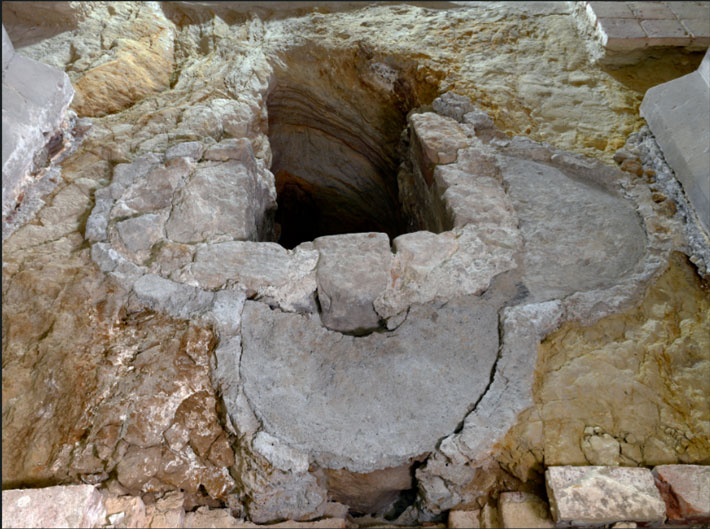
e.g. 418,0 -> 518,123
627,2 -> 676,20
640,50 -> 710,234
2,485 -> 106,528
682,19 -> 710,48
432,92 -> 475,123
668,2 -> 710,21
103,495 -> 147,528
165,141 -> 205,161
652,465 -> 710,523
597,18 -> 647,51
498,491 -> 554,529
2,27 -> 74,224
641,19 -> 691,47
313,232 -> 391,333
545,466 -> 667,526
183,507 -> 243,528
448,509 -> 481,528
2,24 -> 14,70
164,161 -> 260,243
587,2 -> 634,19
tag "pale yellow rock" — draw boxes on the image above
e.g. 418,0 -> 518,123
448,509 -> 481,528
497,253 -> 710,481
103,495 -> 147,529
498,492 -> 554,529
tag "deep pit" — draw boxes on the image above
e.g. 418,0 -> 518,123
267,86 -> 408,248
265,47 -> 435,248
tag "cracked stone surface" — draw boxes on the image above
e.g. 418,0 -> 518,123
2,1 -> 708,526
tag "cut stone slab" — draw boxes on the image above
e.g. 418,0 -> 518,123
545,466 -> 667,526
500,156 -> 646,301
2,485 -> 106,528
313,232 -> 391,333
652,465 -> 710,523
240,294 -> 500,473
2,23 -> 74,224
640,49 -> 710,234
374,224 -> 520,321
498,491 -> 554,529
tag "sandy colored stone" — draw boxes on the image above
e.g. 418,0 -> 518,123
498,491 -> 553,528
184,507 -> 242,528
71,18 -> 175,117
103,494 -> 147,529
2,485 -> 106,529
448,509 -> 481,528
145,492 -> 185,529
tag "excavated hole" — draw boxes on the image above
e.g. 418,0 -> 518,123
267,87 -> 410,249
265,51 -> 427,249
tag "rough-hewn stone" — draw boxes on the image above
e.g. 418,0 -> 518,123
313,232 -> 391,333
545,466 -> 667,526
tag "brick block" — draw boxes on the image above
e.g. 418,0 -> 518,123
682,19 -> 710,48
627,1 -> 677,20
667,2 -> 710,21
597,18 -> 648,51
588,2 -> 635,19
641,19 -> 692,46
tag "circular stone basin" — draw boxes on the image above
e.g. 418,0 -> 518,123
240,294 -> 501,473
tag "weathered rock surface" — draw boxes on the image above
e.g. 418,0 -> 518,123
2,485 -> 106,529
499,154 -> 646,301
653,465 -> 710,523
546,466 -> 667,526
240,295 -> 501,473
